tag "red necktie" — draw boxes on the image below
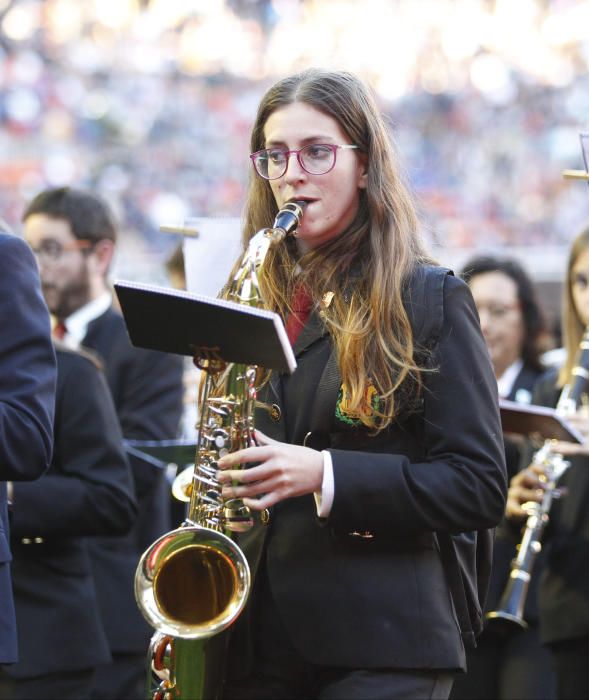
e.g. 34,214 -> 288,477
285,285 -> 313,346
53,320 -> 67,340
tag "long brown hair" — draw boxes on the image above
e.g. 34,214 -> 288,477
239,69 -> 434,430
559,224 -> 589,387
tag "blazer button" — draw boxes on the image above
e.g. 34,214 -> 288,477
260,509 -> 271,526
270,404 -> 281,422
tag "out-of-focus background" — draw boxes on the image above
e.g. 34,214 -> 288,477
2,0 -> 589,322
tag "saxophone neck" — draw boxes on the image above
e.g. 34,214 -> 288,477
227,202 -> 307,306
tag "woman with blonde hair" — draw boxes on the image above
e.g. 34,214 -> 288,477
218,68 -> 507,700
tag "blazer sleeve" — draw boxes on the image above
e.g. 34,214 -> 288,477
327,274 -> 507,535
0,235 -> 56,481
10,352 -> 137,537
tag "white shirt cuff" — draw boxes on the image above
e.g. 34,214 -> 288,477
313,450 -> 334,518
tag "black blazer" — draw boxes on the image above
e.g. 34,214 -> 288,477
0,233 -> 56,664
82,306 -> 184,652
229,267 -> 507,673
6,347 -> 137,679
529,368 -> 589,644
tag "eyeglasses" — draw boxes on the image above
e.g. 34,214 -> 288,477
476,302 -> 521,320
29,238 -> 93,262
250,143 -> 359,180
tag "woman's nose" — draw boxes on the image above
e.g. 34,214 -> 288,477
283,153 -> 307,184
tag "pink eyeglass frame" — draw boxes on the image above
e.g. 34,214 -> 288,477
249,144 -> 359,180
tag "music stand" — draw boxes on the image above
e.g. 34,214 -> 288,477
114,280 -> 296,374
499,399 -> 584,444
562,132 -> 589,183
124,439 -> 197,484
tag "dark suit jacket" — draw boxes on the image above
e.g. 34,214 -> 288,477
0,233 -> 56,664
82,306 -> 184,652
229,267 -> 507,673
528,368 -> 589,644
6,347 -> 137,679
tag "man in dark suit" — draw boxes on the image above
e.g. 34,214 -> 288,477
0,344 -> 137,700
22,189 -> 184,700
0,227 -> 56,667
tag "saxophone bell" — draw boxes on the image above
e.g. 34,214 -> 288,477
136,205 -> 301,699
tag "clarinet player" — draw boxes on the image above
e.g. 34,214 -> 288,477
507,223 -> 589,700
217,68 -> 507,700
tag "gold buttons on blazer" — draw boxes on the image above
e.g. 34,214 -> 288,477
21,537 -> 44,545
260,509 -> 271,525
270,404 -> 281,422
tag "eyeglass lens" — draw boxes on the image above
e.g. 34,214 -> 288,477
255,144 -> 336,179
32,240 -> 67,261
31,239 -> 90,261
477,303 -> 519,319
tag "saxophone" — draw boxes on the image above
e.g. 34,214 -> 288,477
486,327 -> 589,632
135,202 -> 306,700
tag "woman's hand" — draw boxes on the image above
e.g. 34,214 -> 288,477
505,462 -> 547,520
217,430 -> 324,510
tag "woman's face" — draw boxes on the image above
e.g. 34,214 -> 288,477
469,271 -> 525,378
262,102 -> 367,251
571,247 -> 589,327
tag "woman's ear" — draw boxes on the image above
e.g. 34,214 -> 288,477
357,155 -> 368,189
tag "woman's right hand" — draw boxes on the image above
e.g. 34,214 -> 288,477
505,462 -> 547,520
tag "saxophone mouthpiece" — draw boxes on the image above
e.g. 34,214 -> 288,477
273,201 -> 307,238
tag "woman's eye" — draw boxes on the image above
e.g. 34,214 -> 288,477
306,145 -> 330,159
268,150 -> 286,163
574,273 -> 589,288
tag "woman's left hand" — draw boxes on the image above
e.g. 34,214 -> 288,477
216,430 -> 324,510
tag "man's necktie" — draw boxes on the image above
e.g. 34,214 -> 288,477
285,285 -> 313,346
53,320 -> 67,340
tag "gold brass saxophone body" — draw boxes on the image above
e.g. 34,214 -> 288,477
134,202 -> 306,700
486,327 -> 589,633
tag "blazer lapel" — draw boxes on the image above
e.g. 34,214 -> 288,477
293,310 -> 328,357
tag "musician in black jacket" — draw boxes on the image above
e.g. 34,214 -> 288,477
22,188 -> 184,700
0,228 -> 56,668
217,69 -> 507,700
0,345 -> 136,700
508,224 -> 589,700
452,256 -> 555,700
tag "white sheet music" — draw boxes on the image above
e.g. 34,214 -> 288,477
182,217 -> 242,297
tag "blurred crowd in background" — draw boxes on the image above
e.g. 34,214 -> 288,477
1,0 -> 589,285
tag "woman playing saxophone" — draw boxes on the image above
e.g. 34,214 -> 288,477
216,69 -> 507,700
506,224 -> 589,700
